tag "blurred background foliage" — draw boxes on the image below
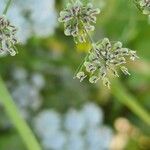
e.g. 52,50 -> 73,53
0,0 -> 150,149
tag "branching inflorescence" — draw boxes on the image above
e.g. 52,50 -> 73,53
59,0 -> 139,88
0,15 -> 18,56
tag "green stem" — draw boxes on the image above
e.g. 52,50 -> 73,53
82,22 -> 95,44
73,53 -> 89,78
0,76 -> 42,150
111,79 -> 150,126
1,1 -> 42,149
73,20 -> 98,77
3,0 -> 13,15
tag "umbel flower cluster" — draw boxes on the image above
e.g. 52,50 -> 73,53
59,0 -> 139,88
139,0 -> 150,16
58,0 -> 100,43
76,38 -> 138,88
0,15 -> 18,56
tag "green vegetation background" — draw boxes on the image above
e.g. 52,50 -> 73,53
0,0 -> 150,149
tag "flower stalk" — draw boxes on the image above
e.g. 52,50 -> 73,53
0,76 -> 42,150
112,79 -> 150,126
0,0 -> 42,149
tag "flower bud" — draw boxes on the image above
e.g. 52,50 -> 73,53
89,76 -> 99,83
120,66 -> 130,75
76,71 -> 87,82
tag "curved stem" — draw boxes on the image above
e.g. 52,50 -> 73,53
73,20 -> 96,77
3,0 -> 13,15
74,19 -> 104,76
73,53 -> 89,78
1,1 -> 42,149
0,76 -> 42,150
82,23 -> 95,44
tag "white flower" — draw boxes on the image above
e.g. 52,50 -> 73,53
85,126 -> 113,150
42,131 -> 67,150
12,67 -> 28,81
31,73 -> 45,90
32,102 -> 114,150
30,0 -> 58,37
64,109 -> 85,133
85,128 -> 102,149
98,126 -> 114,149
6,4 -> 31,44
81,103 -> 103,127
12,84 -> 42,118
33,110 -> 61,138
66,134 -> 85,150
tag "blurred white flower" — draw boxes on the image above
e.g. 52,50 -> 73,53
81,103 -> 103,127
66,134 -> 85,150
85,126 -> 113,150
33,103 -> 113,150
64,109 -> 85,133
42,131 -> 67,150
98,126 -> 114,149
33,110 -> 61,138
85,128 -> 102,150
9,67 -> 44,119
31,0 -> 58,37
7,4 -> 31,44
12,83 -> 42,118
12,67 -> 28,81
31,73 -> 45,90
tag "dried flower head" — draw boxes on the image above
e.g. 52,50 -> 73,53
75,38 -> 139,88
58,0 -> 100,43
0,15 -> 18,56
